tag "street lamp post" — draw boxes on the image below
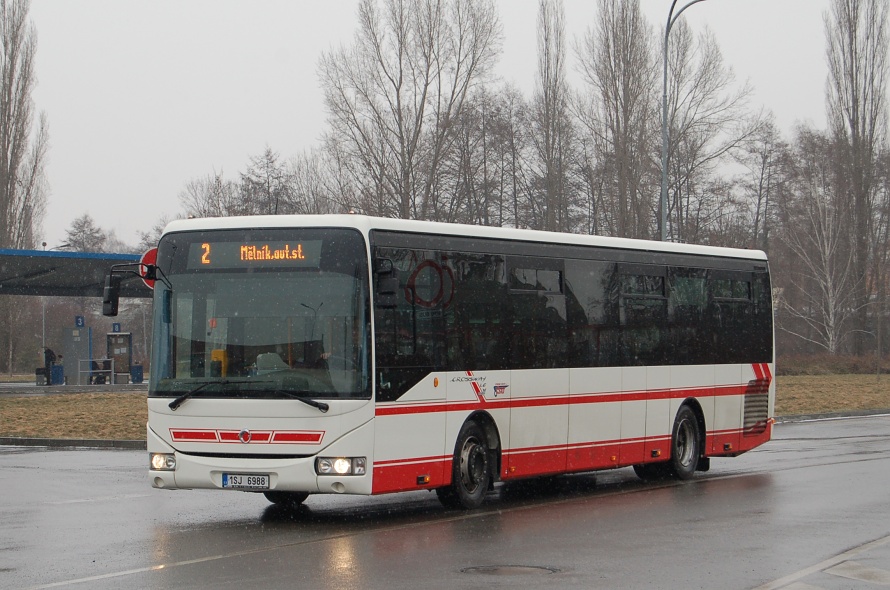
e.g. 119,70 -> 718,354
40,242 -> 70,351
661,0 -> 708,241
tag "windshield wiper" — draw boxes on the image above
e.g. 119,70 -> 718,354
168,379 -> 232,411
272,390 -> 329,413
166,380 -> 329,412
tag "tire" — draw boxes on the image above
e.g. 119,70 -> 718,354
437,421 -> 491,509
263,491 -> 309,507
669,405 -> 701,480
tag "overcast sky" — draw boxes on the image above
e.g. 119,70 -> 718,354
28,0 -> 830,251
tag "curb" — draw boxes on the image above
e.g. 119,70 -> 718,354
0,384 -> 148,396
0,437 -> 146,450
774,409 -> 890,423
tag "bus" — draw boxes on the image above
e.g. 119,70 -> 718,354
105,214 -> 774,510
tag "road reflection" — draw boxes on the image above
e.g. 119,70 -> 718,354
145,468 -> 777,587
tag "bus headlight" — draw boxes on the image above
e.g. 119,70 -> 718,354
150,453 -> 176,471
316,457 -> 366,476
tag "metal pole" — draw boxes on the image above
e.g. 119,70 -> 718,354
41,242 -> 46,352
661,0 -> 708,242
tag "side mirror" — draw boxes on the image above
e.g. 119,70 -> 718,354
102,274 -> 122,316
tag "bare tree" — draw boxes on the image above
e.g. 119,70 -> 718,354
0,0 -> 47,250
284,150 -> 342,215
825,0 -> 890,355
529,0 -> 574,232
732,116 -> 790,250
664,21 -> 762,243
435,87 -> 532,227
179,170 -> 242,218
778,128 -> 858,354
0,0 -> 48,375
575,0 -> 657,239
137,214 -> 176,251
64,213 -> 107,252
319,134 -> 367,214
241,147 -> 292,215
439,91 -> 492,225
473,84 -> 533,229
871,150 -> 890,366
318,0 -> 501,220
104,230 -> 137,255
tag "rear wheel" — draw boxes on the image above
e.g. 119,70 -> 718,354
437,421 -> 491,509
669,405 -> 701,480
263,491 -> 309,507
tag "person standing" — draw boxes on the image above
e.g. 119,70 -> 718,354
43,347 -> 56,385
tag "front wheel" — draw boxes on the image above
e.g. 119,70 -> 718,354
437,421 -> 491,509
669,405 -> 701,480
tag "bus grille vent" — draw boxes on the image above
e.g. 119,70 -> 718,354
743,379 -> 769,436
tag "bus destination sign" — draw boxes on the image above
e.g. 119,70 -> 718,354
187,240 -> 322,269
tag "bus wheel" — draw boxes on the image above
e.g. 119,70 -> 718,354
437,421 -> 491,509
263,491 -> 309,507
669,405 -> 701,480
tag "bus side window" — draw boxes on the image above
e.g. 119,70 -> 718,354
563,259 -> 618,368
668,268 -> 709,365
445,252 -> 511,371
618,265 -> 667,366
751,272 -> 774,362
508,258 -> 567,369
373,248 -> 445,401
709,271 -> 754,363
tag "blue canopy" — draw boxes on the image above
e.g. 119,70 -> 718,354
0,248 -> 151,298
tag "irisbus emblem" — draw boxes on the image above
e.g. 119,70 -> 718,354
238,429 -> 252,444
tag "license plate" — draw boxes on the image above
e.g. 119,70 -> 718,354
222,473 -> 269,490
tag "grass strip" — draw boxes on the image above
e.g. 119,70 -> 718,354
1,374 -> 888,441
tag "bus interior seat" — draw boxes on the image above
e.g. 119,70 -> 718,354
256,352 -> 289,373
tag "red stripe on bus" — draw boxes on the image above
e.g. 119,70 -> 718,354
374,454 -> 452,468
761,363 -> 773,383
271,431 -> 324,444
372,456 -> 450,494
752,363 -> 763,380
369,423 -> 772,495
170,429 -> 218,442
376,383 -> 750,417
173,430 -> 322,444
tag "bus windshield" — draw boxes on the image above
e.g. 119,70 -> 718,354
148,228 -> 371,400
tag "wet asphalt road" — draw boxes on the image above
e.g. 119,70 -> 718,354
2,415 -> 890,590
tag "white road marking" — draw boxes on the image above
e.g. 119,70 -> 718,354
753,534 -> 890,590
825,560 -> 890,585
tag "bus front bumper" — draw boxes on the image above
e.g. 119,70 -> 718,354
147,423 -> 374,496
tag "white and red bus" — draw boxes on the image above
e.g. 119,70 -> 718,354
119,215 -> 774,509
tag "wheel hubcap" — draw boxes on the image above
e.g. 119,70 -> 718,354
459,436 -> 486,493
676,419 -> 696,467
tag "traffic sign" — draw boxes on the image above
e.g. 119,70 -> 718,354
139,247 -> 158,289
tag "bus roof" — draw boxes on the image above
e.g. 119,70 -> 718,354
161,214 -> 768,262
